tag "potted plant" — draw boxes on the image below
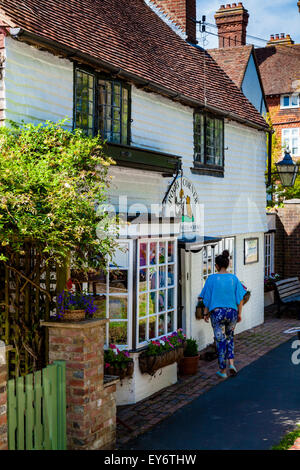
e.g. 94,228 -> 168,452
139,329 -> 186,375
104,345 -> 134,379
56,287 -> 98,322
264,273 -> 281,292
178,338 -> 199,375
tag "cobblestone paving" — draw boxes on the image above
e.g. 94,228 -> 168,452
117,312 -> 299,449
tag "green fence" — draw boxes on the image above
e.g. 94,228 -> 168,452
7,361 -> 67,450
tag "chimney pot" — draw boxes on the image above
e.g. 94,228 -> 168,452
275,34 -> 279,39
215,2 -> 249,48
151,1 -> 197,44
281,33 -> 285,38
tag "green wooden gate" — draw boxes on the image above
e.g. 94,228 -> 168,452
7,361 -> 67,450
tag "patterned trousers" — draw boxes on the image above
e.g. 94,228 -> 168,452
210,307 -> 238,370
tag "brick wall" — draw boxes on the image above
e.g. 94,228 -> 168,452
151,0 -> 197,43
275,201 -> 300,279
45,319 -> 117,450
267,95 -> 300,161
214,3 -> 249,48
0,26 -> 7,126
0,363 -> 7,450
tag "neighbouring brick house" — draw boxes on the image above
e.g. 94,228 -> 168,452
256,36 -> 300,163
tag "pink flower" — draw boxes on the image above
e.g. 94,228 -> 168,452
105,363 -> 110,369
109,344 -> 116,349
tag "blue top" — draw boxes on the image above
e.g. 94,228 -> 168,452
199,273 -> 246,313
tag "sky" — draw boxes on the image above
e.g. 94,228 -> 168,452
196,0 -> 300,49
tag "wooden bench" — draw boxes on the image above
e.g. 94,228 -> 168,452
274,277 -> 300,318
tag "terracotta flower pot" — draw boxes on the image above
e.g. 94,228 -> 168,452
60,309 -> 86,322
179,355 -> 199,375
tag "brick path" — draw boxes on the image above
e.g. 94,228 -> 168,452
289,438 -> 300,450
117,311 -> 299,449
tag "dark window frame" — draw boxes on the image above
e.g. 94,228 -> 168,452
193,112 -> 225,176
74,65 -> 132,145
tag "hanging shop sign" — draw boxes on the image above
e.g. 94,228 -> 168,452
163,176 -> 202,236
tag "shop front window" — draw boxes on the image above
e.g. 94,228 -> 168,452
137,238 -> 177,347
85,241 -> 133,349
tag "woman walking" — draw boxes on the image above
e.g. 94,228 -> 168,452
199,250 -> 246,379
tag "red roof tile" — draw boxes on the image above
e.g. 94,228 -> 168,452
0,0 -> 268,129
255,44 -> 300,95
208,45 -> 253,89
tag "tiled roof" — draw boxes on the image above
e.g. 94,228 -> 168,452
255,44 -> 300,95
0,0 -> 268,129
208,45 -> 253,89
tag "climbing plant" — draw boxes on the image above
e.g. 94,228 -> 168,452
0,120 -> 117,375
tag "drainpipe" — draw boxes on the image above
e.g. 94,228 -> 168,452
267,129 -> 273,187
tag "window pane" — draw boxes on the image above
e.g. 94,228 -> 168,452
168,265 -> 175,286
167,311 -> 174,333
75,69 -> 94,135
139,319 -> 146,343
109,270 -> 128,293
149,316 -> 156,339
149,267 -> 157,290
139,293 -> 148,317
109,297 -> 127,319
150,243 -> 157,265
283,96 -> 290,107
140,243 -> 147,267
139,268 -> 147,292
158,290 -> 166,312
149,292 -> 157,315
159,242 -> 166,264
158,314 -> 165,336
168,242 -> 175,263
168,288 -> 174,310
159,266 -> 166,288
109,321 -> 127,345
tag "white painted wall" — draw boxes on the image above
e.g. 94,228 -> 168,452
127,87 -> 268,237
116,353 -> 177,405
4,37 -> 73,128
182,231 -> 265,351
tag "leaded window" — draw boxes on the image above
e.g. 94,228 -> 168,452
194,113 -> 224,167
75,70 -> 95,136
74,68 -> 131,144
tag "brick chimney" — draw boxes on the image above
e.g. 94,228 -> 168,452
267,33 -> 294,46
214,3 -> 249,48
151,0 -> 197,44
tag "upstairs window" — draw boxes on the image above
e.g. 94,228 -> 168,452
74,68 -> 131,145
281,94 -> 300,109
194,113 -> 224,169
282,128 -> 300,156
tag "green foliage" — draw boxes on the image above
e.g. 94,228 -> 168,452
184,338 -> 198,357
266,113 -> 300,205
271,426 -> 300,450
0,120 -> 117,270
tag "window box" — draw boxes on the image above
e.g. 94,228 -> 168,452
139,344 -> 185,375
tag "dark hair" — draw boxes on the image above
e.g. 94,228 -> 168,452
215,250 -> 230,270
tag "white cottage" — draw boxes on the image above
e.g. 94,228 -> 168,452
0,0 -> 269,404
